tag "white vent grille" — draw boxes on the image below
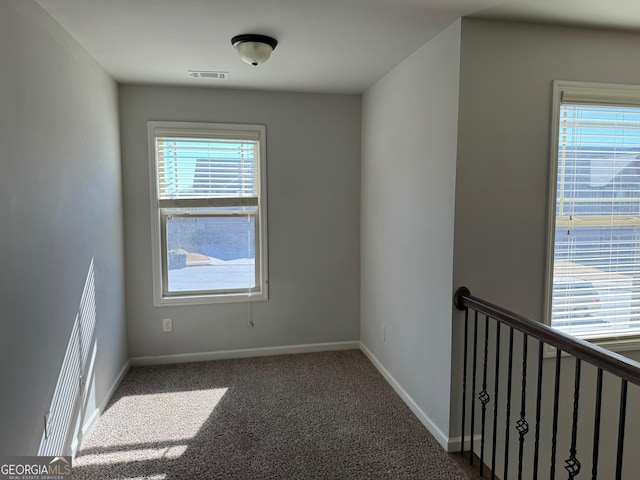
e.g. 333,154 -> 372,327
188,70 -> 229,80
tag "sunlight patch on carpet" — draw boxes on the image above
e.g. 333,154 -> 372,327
89,388 -> 227,446
75,445 -> 188,467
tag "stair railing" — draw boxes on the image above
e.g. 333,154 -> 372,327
454,287 -> 640,480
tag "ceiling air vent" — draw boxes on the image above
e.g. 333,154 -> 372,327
188,70 -> 229,80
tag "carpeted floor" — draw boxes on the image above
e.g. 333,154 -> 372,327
74,350 -> 468,479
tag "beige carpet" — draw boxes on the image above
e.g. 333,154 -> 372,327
74,350 -> 467,479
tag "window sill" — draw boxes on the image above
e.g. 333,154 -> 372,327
543,334 -> 640,358
587,336 -> 640,354
153,291 -> 268,307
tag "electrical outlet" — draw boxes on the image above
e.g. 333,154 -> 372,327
381,324 -> 386,342
162,318 -> 173,332
44,411 -> 51,439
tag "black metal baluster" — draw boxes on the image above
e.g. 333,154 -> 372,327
516,334 -> 529,480
591,368 -> 603,480
550,349 -> 562,480
565,359 -> 581,479
461,307 -> 469,456
470,310 -> 479,466
532,341 -> 543,480
504,327 -> 514,480
491,323 -> 501,480
451,287 -> 640,480
615,379 -> 628,480
479,315 -> 491,476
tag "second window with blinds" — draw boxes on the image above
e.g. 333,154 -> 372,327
148,122 -> 268,305
545,81 -> 640,349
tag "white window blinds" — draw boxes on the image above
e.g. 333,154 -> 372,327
155,128 -> 260,207
552,88 -> 640,341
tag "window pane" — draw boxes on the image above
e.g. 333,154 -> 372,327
553,102 -> 640,339
166,215 -> 256,293
553,243 -> 639,339
156,137 -> 258,199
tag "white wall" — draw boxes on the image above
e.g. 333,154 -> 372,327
119,86 -> 361,359
360,20 -> 461,447
0,0 -> 127,455
452,18 -> 640,477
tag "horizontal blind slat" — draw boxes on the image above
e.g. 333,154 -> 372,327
159,197 -> 258,208
155,129 -> 260,141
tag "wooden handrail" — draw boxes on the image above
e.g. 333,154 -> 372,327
454,287 -> 640,387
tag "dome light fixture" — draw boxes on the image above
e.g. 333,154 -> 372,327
231,34 -> 278,66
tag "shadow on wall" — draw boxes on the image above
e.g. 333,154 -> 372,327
38,259 -> 98,456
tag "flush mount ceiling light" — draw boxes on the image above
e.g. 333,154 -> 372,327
231,34 -> 278,66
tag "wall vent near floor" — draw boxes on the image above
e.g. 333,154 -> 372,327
188,70 -> 229,79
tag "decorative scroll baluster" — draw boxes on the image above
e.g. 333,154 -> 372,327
470,311 -> 479,466
533,341 -> 543,480
516,334 -> 529,480
504,327 -> 514,480
550,349 -> 562,480
615,380 -> 628,480
479,315 -> 491,476
461,307 -> 469,456
565,359 -> 581,479
491,323 -> 501,480
591,368 -> 603,480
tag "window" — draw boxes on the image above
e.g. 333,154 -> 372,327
148,122 -> 268,305
545,81 -> 640,348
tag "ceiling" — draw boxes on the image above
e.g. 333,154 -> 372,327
35,0 -> 640,95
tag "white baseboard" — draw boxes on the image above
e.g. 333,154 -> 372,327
359,342 -> 451,451
446,434 -> 482,454
97,360 -> 130,418
130,341 -> 360,366
73,360 -> 130,457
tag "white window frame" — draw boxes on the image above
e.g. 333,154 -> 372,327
545,80 -> 640,352
148,121 -> 268,306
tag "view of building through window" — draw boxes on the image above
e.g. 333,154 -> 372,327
166,215 -> 256,292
